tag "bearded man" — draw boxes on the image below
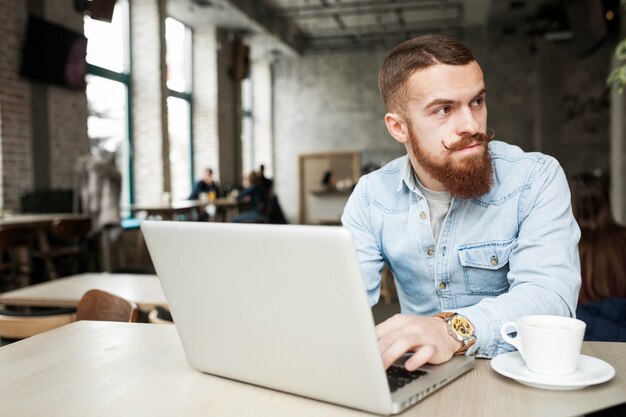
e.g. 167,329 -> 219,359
341,34 -> 581,370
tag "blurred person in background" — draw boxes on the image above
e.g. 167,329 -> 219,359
569,171 -> 626,303
570,171 -> 626,342
189,168 -> 220,201
232,171 -> 267,223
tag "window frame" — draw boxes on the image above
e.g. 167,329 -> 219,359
166,17 -> 194,188
84,0 -> 135,206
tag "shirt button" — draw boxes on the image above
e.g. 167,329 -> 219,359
419,211 -> 427,219
490,256 -> 498,266
427,249 -> 435,256
438,281 -> 447,290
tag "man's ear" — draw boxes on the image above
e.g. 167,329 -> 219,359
384,113 -> 409,144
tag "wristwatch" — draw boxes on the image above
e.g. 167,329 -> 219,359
435,312 -> 477,355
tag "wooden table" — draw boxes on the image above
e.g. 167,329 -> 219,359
127,198 -> 238,222
0,272 -> 166,310
0,321 -> 622,417
0,213 -> 91,282
212,197 -> 239,222
0,213 -> 89,229
127,200 -> 206,220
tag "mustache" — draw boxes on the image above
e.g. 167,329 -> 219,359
441,131 -> 494,152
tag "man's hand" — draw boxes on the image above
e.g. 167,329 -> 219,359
375,314 -> 462,371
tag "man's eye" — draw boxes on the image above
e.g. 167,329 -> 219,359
471,97 -> 485,107
435,106 -> 451,116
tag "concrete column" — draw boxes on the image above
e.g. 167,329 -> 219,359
216,30 -> 243,188
130,0 -> 169,204
192,26 -> 220,182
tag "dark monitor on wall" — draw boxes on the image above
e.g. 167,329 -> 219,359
19,14 -> 88,90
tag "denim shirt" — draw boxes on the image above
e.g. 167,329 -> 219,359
341,140 -> 581,358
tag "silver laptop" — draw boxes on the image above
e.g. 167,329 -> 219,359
141,220 -> 474,415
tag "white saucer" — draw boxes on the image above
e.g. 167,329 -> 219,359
491,352 -> 615,390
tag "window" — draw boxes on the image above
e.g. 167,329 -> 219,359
84,1 -> 127,73
167,97 -> 191,200
85,75 -> 129,204
84,0 -> 132,207
166,17 -> 193,201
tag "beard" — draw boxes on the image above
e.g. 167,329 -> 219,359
407,123 -> 494,199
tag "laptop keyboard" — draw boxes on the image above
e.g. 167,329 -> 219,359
386,366 -> 428,393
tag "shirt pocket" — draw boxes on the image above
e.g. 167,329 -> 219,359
457,239 -> 515,296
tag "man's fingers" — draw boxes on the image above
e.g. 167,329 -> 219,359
380,334 -> 415,369
375,314 -> 410,339
404,344 -> 437,371
375,314 -> 458,370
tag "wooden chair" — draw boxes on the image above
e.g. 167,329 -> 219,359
0,289 -> 138,345
35,217 -> 91,280
19,188 -> 74,214
0,227 -> 34,291
76,289 -> 139,322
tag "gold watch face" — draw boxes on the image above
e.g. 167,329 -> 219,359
450,316 -> 475,339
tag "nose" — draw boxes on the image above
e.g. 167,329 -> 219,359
455,108 -> 480,136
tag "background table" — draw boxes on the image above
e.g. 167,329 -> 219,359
0,213 -> 89,229
0,272 -> 166,310
0,213 -> 92,282
0,321 -> 623,417
126,198 -> 238,222
126,200 -> 205,220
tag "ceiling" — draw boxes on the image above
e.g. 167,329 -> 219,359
166,0 -> 612,55
168,0 -> 490,53
263,0 -> 490,51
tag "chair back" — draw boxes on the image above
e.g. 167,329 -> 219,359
37,217 -> 91,280
76,289 -> 139,322
20,188 -> 74,214
0,227 -> 34,289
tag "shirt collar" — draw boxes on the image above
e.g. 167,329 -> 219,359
397,155 -> 419,193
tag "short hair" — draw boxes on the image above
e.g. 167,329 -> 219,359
378,34 -> 477,114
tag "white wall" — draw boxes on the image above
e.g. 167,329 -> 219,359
273,50 -> 405,223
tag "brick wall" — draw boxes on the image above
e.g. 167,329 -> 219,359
45,0 -> 90,189
131,0 -> 167,204
273,49 -> 398,223
192,26 -> 220,183
0,0 -> 238,211
0,0 -> 88,211
0,1 -> 32,210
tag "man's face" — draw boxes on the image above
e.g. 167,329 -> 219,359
400,61 -> 493,198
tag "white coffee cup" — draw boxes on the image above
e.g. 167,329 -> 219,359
500,315 -> 586,376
